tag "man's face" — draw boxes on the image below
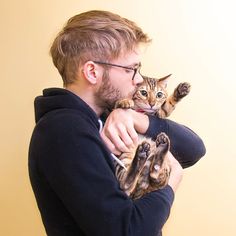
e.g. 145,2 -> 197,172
94,48 -> 143,110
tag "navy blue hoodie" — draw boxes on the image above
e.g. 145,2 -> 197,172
28,88 -> 205,236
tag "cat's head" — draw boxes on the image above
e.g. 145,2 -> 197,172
132,74 -> 171,114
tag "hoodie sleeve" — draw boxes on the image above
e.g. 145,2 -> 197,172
36,112 -> 174,236
146,115 -> 206,168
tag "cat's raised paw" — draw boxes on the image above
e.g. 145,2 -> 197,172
175,82 -> 191,99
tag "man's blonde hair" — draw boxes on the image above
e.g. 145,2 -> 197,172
50,10 -> 151,86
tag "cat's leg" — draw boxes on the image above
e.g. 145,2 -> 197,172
131,133 -> 170,199
130,156 -> 153,200
120,141 -> 150,195
149,133 -> 171,188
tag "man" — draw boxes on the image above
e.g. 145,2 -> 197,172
28,10 -> 205,236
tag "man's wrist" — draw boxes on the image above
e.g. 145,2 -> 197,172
130,109 -> 149,134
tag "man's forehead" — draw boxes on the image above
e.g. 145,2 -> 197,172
114,48 -> 141,65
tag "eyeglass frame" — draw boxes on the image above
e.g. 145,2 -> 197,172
92,61 -> 142,80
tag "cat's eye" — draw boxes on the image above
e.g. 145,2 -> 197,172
156,91 -> 163,98
140,90 -> 148,97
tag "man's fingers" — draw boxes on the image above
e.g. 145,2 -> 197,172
102,122 -> 136,152
114,123 -> 137,150
101,131 -> 123,155
100,108 -> 143,154
108,131 -> 131,153
127,125 -> 139,147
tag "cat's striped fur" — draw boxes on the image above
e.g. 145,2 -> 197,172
115,75 -> 190,200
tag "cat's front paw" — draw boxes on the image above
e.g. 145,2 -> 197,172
115,99 -> 134,109
174,82 -> 191,100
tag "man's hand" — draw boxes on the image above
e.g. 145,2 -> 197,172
100,109 -> 149,155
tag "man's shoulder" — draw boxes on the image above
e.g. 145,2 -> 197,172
38,108 -> 95,129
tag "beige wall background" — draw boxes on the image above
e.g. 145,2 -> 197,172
1,0 -> 236,235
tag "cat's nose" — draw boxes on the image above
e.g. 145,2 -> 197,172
149,102 -> 155,108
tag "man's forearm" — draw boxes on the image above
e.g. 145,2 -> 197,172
146,115 -> 206,168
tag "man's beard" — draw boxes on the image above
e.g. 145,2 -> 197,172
94,69 -> 134,111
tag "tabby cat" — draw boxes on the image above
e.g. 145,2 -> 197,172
114,74 -> 190,200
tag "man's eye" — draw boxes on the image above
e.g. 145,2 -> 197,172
140,90 -> 148,97
125,69 -> 133,73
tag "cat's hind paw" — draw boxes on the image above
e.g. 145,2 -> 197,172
155,132 -> 170,153
136,141 -> 151,162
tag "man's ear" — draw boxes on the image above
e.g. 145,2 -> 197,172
82,61 -> 98,84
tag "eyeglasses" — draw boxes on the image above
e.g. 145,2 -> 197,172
93,61 -> 142,80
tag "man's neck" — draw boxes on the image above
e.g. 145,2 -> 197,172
66,83 -> 103,116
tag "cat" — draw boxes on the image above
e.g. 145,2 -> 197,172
114,74 -> 190,200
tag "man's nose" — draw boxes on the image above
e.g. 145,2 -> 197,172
133,72 -> 143,85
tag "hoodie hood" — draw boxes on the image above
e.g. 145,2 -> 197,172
34,88 -> 98,125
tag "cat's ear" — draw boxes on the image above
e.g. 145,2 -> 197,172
158,74 -> 172,88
